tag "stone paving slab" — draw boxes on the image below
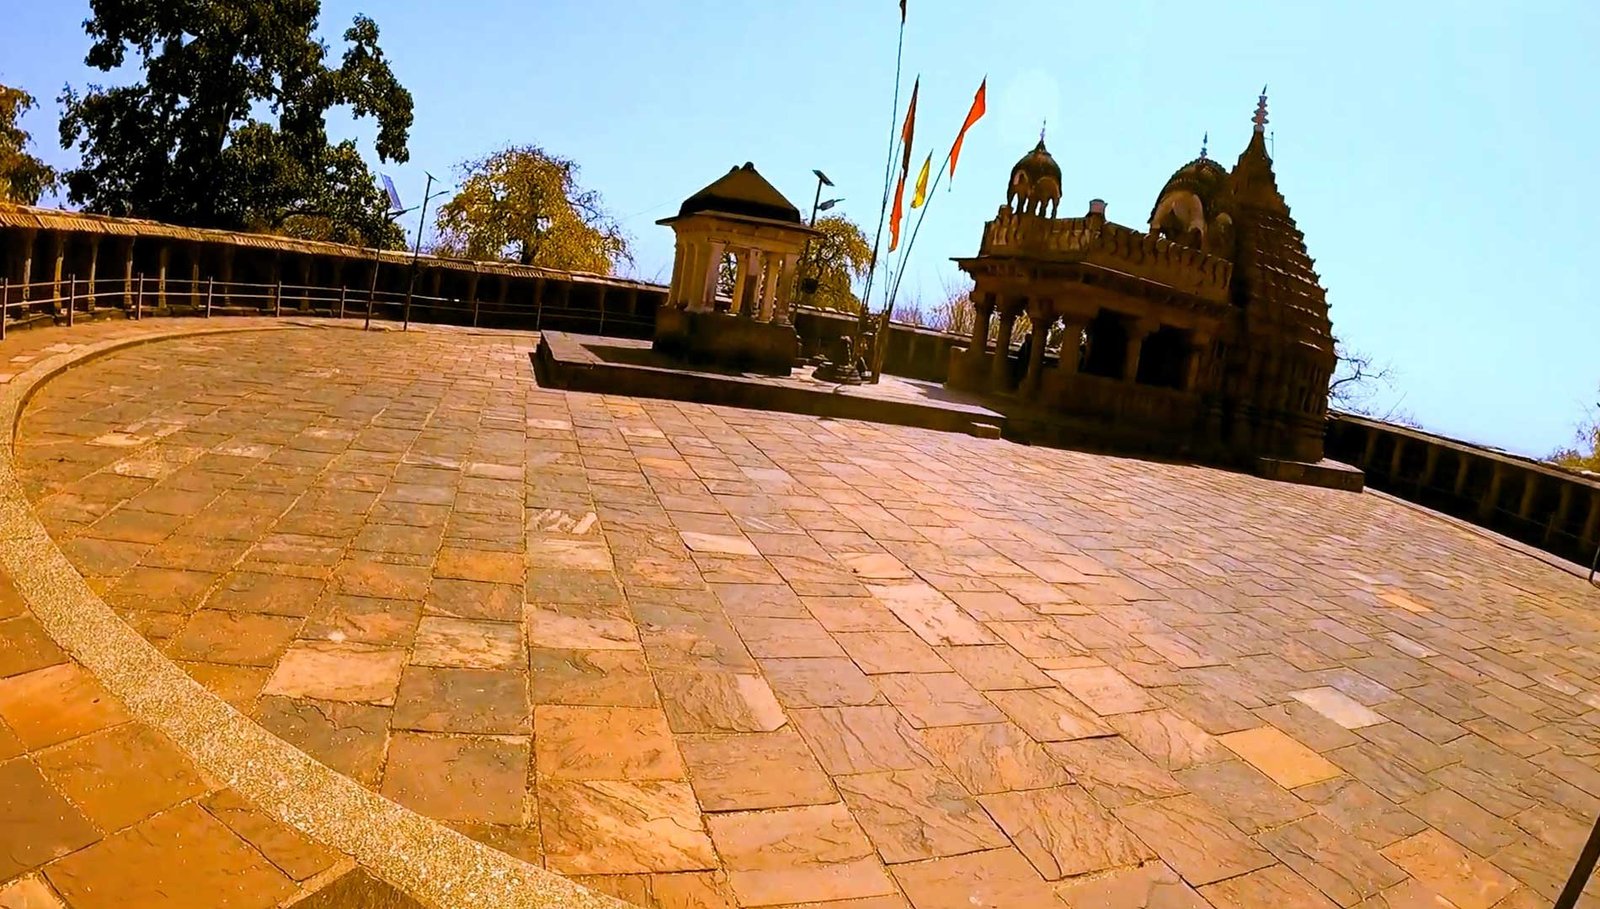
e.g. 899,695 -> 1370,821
2,320 -> 1600,907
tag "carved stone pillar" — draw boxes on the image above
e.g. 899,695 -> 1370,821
84,236 -> 100,308
1419,445 -> 1442,489
759,251 -> 781,322
699,241 -> 725,312
15,229 -> 36,303
188,244 -> 201,309
1057,318 -> 1086,375
157,243 -> 169,308
1479,463 -> 1507,522
668,240 -> 687,307
775,253 -> 799,325
988,300 -> 1021,391
220,247 -> 235,306
50,231 -> 65,310
969,295 -> 995,361
120,238 -> 136,309
1518,474 -> 1540,521
1388,438 -> 1406,479
1548,483 -> 1574,544
1122,319 -> 1154,382
1021,301 -> 1051,398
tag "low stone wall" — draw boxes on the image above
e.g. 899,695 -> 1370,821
1326,413 -> 1600,569
792,308 -> 961,382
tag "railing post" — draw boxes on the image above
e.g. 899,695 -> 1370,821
135,275 -> 143,321
274,281 -> 282,318
67,276 -> 76,327
205,277 -> 214,318
337,285 -> 347,320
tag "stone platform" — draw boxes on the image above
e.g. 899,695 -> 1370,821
536,330 -> 1005,438
0,317 -> 1597,909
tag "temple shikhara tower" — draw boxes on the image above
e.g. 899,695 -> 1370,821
950,91 -> 1339,475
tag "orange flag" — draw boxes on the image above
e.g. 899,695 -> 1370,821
900,77 -> 919,176
888,172 -> 907,251
948,77 -> 987,180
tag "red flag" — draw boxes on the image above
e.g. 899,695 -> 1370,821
949,77 -> 987,180
900,78 -> 919,176
888,172 -> 907,252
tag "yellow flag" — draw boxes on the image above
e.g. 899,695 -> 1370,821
910,152 -> 932,209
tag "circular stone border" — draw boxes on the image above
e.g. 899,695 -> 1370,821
0,320 -> 627,909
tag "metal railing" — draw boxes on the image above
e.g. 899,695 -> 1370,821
0,273 -> 655,339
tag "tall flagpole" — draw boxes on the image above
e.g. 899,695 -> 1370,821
860,8 -> 907,323
885,142 -> 956,314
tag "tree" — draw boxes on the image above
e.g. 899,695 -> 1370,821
1552,387 -> 1600,472
1328,339 -> 1419,426
431,145 -> 630,274
799,215 -> 872,313
58,1 -> 412,247
0,83 -> 56,204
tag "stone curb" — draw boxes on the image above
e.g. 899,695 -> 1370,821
0,319 -> 629,909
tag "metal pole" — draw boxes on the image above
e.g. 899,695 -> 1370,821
205,277 -> 213,317
1555,811 -> 1600,909
403,172 -> 436,333
67,276 -> 75,327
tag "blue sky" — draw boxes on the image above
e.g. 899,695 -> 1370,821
3,0 -> 1597,457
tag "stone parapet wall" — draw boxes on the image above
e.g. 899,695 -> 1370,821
1327,413 -> 1600,570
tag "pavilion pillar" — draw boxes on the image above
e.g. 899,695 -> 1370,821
1021,301 -> 1049,398
1388,438 -> 1406,479
775,253 -> 798,325
188,244 -> 201,309
759,251 -> 782,322
157,243 -> 170,308
969,295 -> 994,363
267,255 -> 281,312
49,232 -> 65,313
1123,319 -> 1153,382
731,248 -> 755,316
699,241 -> 724,312
497,274 -> 509,309
14,229 -> 35,303
668,241 -> 688,307
465,271 -> 480,308
1058,317 -> 1086,375
219,247 -> 235,306
120,239 -> 135,309
988,302 -> 1019,391
84,236 -> 100,308
1183,334 -> 1209,390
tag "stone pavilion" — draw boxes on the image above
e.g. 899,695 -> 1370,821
950,92 -> 1339,474
653,162 -> 818,374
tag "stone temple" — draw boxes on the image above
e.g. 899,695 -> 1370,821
949,92 -> 1339,478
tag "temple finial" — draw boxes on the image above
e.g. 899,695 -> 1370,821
1200,131 -> 1208,159
1253,85 -> 1269,134
1039,119 -> 1047,145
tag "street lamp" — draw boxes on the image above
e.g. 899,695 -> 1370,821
809,169 -> 834,227
402,171 -> 453,331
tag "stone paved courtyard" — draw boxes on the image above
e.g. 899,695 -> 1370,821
3,320 -> 1600,908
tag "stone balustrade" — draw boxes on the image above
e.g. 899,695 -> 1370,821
978,209 -> 1232,303
1326,412 -> 1600,570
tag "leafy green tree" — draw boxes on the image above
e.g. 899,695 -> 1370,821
800,215 -> 872,313
57,1 -> 412,247
0,84 -> 56,204
432,145 -> 630,274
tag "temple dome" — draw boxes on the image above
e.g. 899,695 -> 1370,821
1148,152 -> 1234,255
1007,139 -> 1062,217
1150,155 -> 1229,219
